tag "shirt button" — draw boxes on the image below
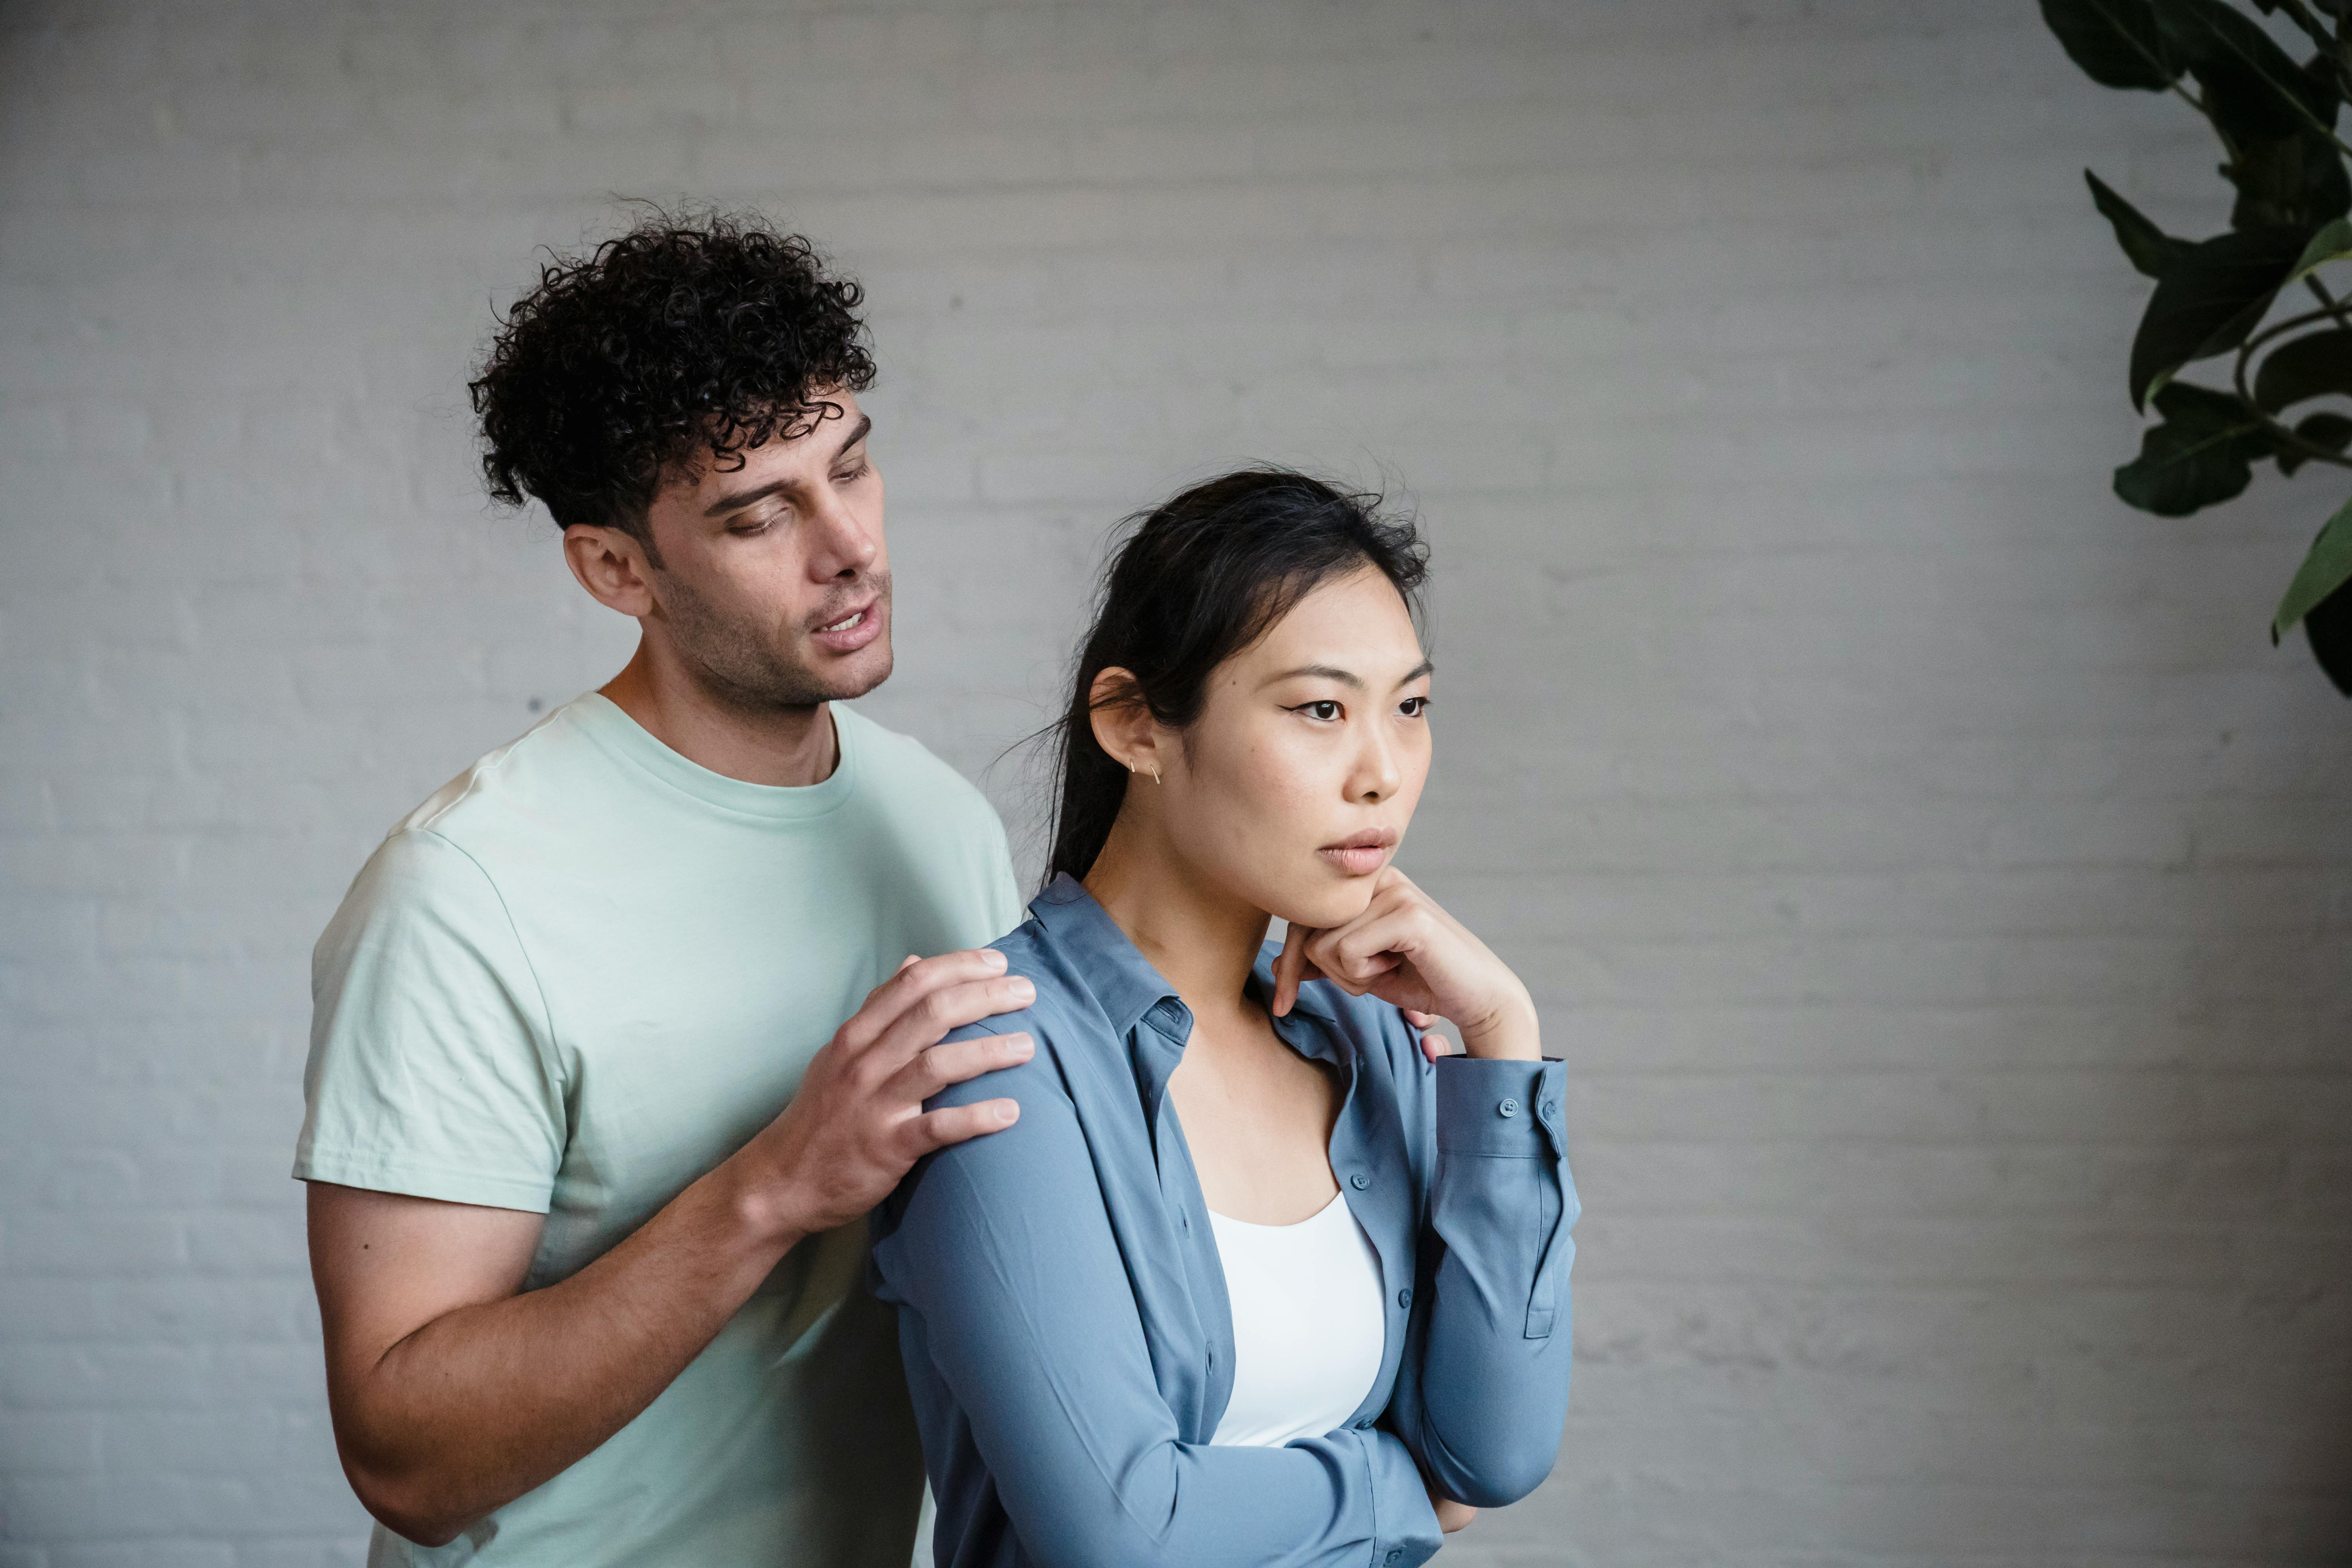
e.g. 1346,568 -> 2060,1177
1498,1097 -> 1520,1118
1386,1551 -> 1402,1566
1539,1099 -> 1558,1120
1349,1172 -> 1370,1190
1396,1287 -> 1412,1309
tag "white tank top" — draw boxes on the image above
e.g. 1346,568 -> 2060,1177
1208,1190 -> 1388,1447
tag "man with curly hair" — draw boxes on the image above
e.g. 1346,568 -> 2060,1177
294,214 -> 1033,1567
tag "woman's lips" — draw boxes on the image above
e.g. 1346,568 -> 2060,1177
1317,829 -> 1398,877
810,601 -> 883,655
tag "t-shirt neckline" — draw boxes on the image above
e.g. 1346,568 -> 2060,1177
566,691 -> 862,821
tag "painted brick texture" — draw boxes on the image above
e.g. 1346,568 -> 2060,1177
4,2 -> 2351,1564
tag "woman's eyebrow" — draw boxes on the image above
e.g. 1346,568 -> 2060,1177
1259,657 -> 1435,691
1262,663 -> 1365,689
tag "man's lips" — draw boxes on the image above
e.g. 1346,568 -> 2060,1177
1317,827 -> 1399,877
809,600 -> 883,654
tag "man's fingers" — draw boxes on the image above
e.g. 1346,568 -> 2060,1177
888,1032 -> 1034,1102
905,1098 -> 1020,1154
841,949 -> 1015,1051
874,973 -> 1036,1062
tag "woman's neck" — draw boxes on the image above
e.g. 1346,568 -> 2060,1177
1081,819 -> 1270,1028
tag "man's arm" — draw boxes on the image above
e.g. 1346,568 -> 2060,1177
308,948 -> 1034,1548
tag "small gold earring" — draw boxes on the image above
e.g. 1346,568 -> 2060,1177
1150,766 -> 1162,785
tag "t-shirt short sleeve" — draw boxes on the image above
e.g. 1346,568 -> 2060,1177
295,827 -> 566,1213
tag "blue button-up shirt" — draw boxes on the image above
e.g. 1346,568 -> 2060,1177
870,876 -> 1577,1568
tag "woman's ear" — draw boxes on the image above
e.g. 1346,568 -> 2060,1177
1087,667 -> 1165,781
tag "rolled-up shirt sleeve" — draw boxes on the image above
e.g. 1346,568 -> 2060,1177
1388,1053 -> 1578,1509
871,1037 -> 1445,1568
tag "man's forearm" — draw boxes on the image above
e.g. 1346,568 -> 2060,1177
318,1163 -> 802,1546
312,950 -> 1034,1547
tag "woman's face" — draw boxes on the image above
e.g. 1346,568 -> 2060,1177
1141,567 -> 1433,930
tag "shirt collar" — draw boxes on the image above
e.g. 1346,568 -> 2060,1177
1029,873 -> 1345,1041
1029,874 -> 1184,1039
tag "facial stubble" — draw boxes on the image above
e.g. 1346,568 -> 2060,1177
657,568 -> 894,713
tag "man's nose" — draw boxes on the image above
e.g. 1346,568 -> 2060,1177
805,492 -> 879,579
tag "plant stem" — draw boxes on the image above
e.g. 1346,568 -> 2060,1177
2304,274 -> 2352,330
2234,330 -> 2352,468
2268,0 -> 2339,59
2243,301 -> 2346,359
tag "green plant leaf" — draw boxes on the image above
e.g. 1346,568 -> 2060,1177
2042,0 -> 2182,87
2278,409 -> 2352,470
2115,382 -> 2280,512
2249,0 -> 2347,57
2254,326 -> 2352,407
2285,214 -> 2352,281
2270,490 -> 2352,636
2302,574 -> 2352,691
2226,125 -> 2352,230
2128,225 -> 2311,407
2086,170 -> 2194,276
2158,0 -> 2338,140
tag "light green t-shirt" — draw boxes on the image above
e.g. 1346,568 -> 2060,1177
296,692 -> 1024,1568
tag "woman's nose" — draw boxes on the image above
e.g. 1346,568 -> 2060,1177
1353,727 -> 1403,803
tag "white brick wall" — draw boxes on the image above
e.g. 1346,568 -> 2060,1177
5,1 -> 2351,1562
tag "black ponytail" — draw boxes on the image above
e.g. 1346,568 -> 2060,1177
1043,469 -> 1429,887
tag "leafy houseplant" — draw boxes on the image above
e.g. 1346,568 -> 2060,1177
2042,0 -> 2352,692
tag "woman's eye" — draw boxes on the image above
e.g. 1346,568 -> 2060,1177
1299,700 -> 1342,722
1399,696 -> 1429,718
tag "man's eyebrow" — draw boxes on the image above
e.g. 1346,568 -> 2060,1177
831,412 -> 873,463
700,414 -> 876,519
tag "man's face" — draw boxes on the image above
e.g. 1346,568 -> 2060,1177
627,393 -> 891,710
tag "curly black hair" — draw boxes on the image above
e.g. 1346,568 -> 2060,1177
469,210 -> 876,547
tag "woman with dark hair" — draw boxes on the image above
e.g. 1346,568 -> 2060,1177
870,470 -> 1576,1568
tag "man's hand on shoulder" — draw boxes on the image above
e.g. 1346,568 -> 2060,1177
305,947 -> 1034,1547
719,948 -> 1035,1244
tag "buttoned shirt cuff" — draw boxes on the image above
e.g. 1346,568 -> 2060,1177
1433,1055 -> 1567,1157
1365,1428 -> 1444,1568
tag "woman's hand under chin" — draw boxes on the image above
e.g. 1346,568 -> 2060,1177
1270,867 -> 1540,1062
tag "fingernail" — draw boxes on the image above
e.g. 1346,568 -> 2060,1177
1010,1034 -> 1034,1056
995,1101 -> 1019,1123
983,949 -> 1008,971
1009,978 -> 1035,1000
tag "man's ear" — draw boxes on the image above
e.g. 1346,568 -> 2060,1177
563,524 -> 658,618
1087,667 -> 1166,780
